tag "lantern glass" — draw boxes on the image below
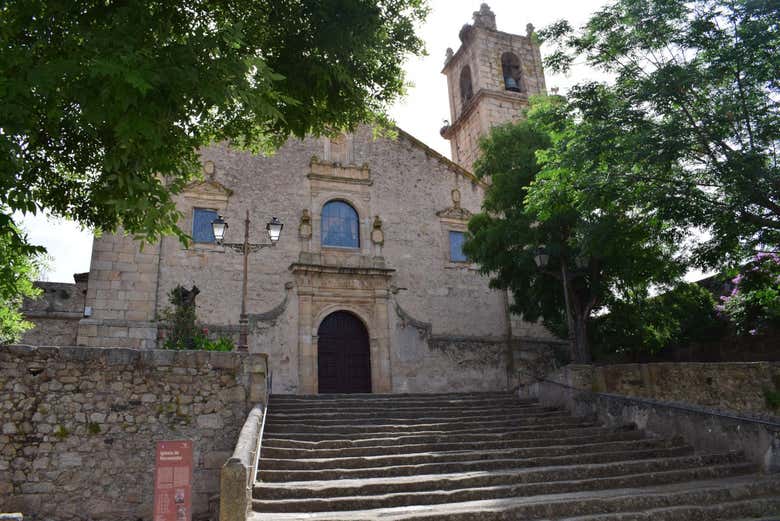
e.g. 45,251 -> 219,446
266,217 -> 283,242
533,245 -> 550,268
211,215 -> 228,243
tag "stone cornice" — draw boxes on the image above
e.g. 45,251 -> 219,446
441,88 -> 530,140
289,262 -> 395,278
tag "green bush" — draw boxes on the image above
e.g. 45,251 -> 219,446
158,285 -> 234,351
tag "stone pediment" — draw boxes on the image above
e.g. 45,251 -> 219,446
307,157 -> 372,186
436,188 -> 473,222
182,179 -> 233,202
436,205 -> 473,221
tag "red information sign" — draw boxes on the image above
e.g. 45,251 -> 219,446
153,440 -> 193,521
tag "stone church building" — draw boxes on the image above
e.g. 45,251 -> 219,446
28,4 -> 562,394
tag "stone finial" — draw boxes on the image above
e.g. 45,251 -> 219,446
439,120 -> 450,138
473,3 -> 496,30
444,47 -> 454,65
298,209 -> 312,239
451,188 -> 462,209
458,24 -> 473,43
526,23 -> 535,37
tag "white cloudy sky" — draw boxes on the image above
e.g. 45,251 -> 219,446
19,0 -> 611,283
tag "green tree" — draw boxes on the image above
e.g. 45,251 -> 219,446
722,253 -> 780,335
591,282 -> 724,361
540,0 -> 780,266
0,0 -> 427,328
0,219 -> 42,344
464,97 -> 684,363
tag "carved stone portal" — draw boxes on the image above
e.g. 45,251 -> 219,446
289,261 -> 395,394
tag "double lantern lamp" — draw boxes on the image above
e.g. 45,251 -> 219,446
210,213 -> 283,351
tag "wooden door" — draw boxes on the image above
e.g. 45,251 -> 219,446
317,311 -> 371,393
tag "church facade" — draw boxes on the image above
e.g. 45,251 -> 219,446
65,5 -> 562,394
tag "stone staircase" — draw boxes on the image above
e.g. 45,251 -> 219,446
250,392 -> 780,520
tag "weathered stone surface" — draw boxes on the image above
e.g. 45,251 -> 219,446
0,345 -> 266,521
547,362 -> 780,418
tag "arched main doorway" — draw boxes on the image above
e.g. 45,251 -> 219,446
317,311 -> 372,393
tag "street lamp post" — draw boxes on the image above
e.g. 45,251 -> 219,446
212,210 -> 283,351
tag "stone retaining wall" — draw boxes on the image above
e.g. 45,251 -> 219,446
548,362 -> 780,419
0,345 -> 267,521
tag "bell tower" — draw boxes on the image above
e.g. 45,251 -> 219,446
440,4 -> 547,173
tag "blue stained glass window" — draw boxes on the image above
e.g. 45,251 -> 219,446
193,208 -> 218,243
449,231 -> 467,262
321,201 -> 359,248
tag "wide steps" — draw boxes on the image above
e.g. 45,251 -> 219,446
260,438 -> 686,471
253,392 -> 779,519
252,462 -> 754,512
261,429 -> 646,459
254,453 -> 746,500
249,476 -> 780,520
261,424 -> 623,449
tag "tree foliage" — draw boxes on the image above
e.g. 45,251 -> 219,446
540,0 -> 780,265
591,282 -> 724,361
0,0 -> 427,327
0,220 -> 42,344
722,253 -> 780,335
465,97 -> 684,362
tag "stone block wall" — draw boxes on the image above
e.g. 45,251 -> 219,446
76,234 -> 161,349
0,345 -> 267,521
546,362 -> 780,419
20,277 -> 88,347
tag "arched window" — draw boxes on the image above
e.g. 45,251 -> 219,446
459,66 -> 474,104
501,52 -> 523,92
321,200 -> 360,248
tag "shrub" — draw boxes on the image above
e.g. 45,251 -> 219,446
722,253 -> 780,336
158,285 -> 234,351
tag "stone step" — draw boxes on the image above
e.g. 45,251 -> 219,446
555,497 -> 780,520
270,392 -> 522,402
263,413 -> 589,435
262,418 -> 600,441
252,463 -> 754,513
266,404 -> 558,421
261,424 -> 628,449
254,453 -> 746,500
268,395 -> 531,410
260,438 -> 685,471
265,410 -> 570,429
261,429 -> 646,459
258,446 -> 696,482
247,476 -> 780,520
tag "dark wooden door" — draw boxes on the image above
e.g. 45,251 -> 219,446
317,311 -> 371,393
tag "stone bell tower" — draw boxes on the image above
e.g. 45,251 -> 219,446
440,4 -> 547,173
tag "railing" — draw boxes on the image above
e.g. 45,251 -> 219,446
219,370 -> 272,521
531,378 -> 780,472
539,378 -> 780,428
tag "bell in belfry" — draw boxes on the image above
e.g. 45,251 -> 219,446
504,76 -> 520,92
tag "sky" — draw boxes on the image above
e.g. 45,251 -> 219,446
19,0 -> 611,283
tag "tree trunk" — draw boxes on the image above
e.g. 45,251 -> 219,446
572,311 -> 591,364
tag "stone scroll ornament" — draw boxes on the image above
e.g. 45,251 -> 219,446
299,209 -> 312,239
371,216 -> 384,246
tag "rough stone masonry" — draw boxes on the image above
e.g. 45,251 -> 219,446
0,345 -> 267,521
